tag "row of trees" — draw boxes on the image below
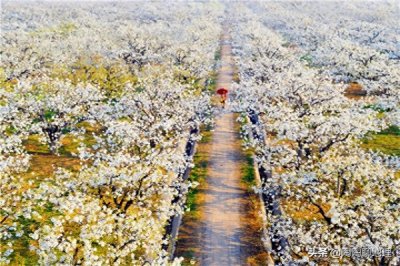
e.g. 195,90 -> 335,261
1,2 -> 224,265
251,1 -> 400,127
229,2 -> 399,265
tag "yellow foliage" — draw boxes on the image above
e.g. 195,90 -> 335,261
30,22 -> 77,37
361,134 -> 400,156
0,67 -> 17,92
51,59 -> 138,98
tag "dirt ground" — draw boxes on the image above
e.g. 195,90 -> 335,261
175,29 -> 268,266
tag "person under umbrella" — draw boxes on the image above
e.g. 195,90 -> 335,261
216,87 -> 228,108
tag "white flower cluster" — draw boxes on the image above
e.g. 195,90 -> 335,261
0,1 -> 223,265
229,2 -> 399,265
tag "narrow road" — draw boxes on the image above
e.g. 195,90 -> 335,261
175,27 -> 267,266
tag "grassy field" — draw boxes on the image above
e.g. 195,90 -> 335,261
362,125 -> 400,156
185,126 -> 213,215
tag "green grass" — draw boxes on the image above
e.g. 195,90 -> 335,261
180,249 -> 197,266
204,72 -> 217,94
185,188 -> 198,213
362,125 -> 400,156
242,152 -> 256,188
185,127 -> 212,213
214,49 -> 221,61
199,128 -> 212,144
58,134 -> 96,156
22,122 -> 100,156
7,216 -> 39,265
300,53 -> 313,65
2,202 -> 63,265
186,158 -> 207,213
238,114 -> 256,188
379,125 -> 400,135
363,104 -> 392,113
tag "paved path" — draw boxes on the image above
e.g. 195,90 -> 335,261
175,27 -> 267,266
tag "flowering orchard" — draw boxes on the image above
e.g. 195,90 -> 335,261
229,2 -> 399,265
1,1 -> 399,266
1,2 -> 223,265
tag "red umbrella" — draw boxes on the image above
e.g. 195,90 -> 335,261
216,87 -> 228,95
